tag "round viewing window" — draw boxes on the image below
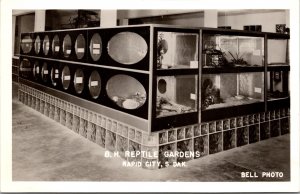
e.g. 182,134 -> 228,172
20,59 -> 32,78
75,34 -> 85,59
34,36 -> 41,54
63,34 -> 72,58
33,61 -> 40,80
41,62 -> 49,83
51,66 -> 60,86
43,35 -> 50,55
61,65 -> 71,90
52,35 -> 60,56
74,69 -> 85,94
106,74 -> 147,110
88,70 -> 101,99
158,79 -> 167,94
21,35 -> 33,54
89,33 -> 102,61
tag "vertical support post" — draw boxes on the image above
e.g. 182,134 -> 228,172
34,10 -> 46,32
100,10 -> 117,27
204,10 -> 218,28
12,15 -> 16,55
264,34 -> 268,112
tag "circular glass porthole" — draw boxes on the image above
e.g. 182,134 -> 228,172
52,35 -> 60,56
158,79 -> 167,94
106,74 -> 146,110
20,59 -> 32,78
41,62 -> 49,83
89,33 -> 102,61
75,34 -> 85,59
51,66 -> 60,86
61,65 -> 71,90
107,32 -> 148,65
33,61 -> 40,80
34,36 -> 41,54
43,35 -> 50,55
74,69 -> 84,94
63,34 -> 72,58
21,35 -> 33,54
88,71 -> 101,99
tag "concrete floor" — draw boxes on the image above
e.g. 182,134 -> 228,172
12,83 -> 290,181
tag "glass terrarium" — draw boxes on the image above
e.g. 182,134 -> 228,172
157,31 -> 199,69
41,62 -> 49,83
267,71 -> 289,99
20,58 -> 33,78
201,72 -> 264,110
50,65 -> 60,87
106,74 -> 147,110
202,34 -> 264,68
267,39 -> 289,65
156,75 -> 198,117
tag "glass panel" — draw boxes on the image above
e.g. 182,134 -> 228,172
63,34 -> 72,58
156,75 -> 197,117
88,70 -> 101,99
106,74 -> 146,109
89,33 -> 102,61
51,66 -> 60,86
20,59 -> 32,78
267,39 -> 288,65
201,72 -> 264,110
202,34 -> 264,67
34,36 -> 41,54
43,35 -> 50,55
61,65 -> 71,90
75,34 -> 85,59
267,71 -> 289,99
107,32 -> 148,65
21,35 -> 33,54
41,62 -> 49,83
33,61 -> 40,80
157,32 -> 198,69
52,35 -> 60,56
74,69 -> 84,94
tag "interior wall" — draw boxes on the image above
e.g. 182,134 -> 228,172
218,11 -> 287,32
14,13 -> 35,54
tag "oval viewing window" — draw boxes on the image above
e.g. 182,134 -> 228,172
158,79 -> 167,94
88,70 -> 101,99
20,59 -> 32,78
63,34 -> 72,58
33,61 -> 40,80
34,36 -> 41,54
43,35 -> 50,55
75,34 -> 85,59
74,69 -> 84,94
21,35 -> 33,54
106,74 -> 146,110
61,65 -> 71,90
52,35 -> 60,56
89,33 -> 102,61
107,32 -> 148,65
41,62 -> 49,83
51,66 -> 59,86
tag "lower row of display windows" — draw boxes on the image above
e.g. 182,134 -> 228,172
19,58 -> 289,120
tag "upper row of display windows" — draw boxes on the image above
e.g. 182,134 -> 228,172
20,30 -> 289,70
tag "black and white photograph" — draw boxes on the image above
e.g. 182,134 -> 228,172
0,0 -> 299,192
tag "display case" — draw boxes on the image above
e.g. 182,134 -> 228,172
201,29 -> 265,122
266,33 -> 290,110
19,25 -> 290,133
